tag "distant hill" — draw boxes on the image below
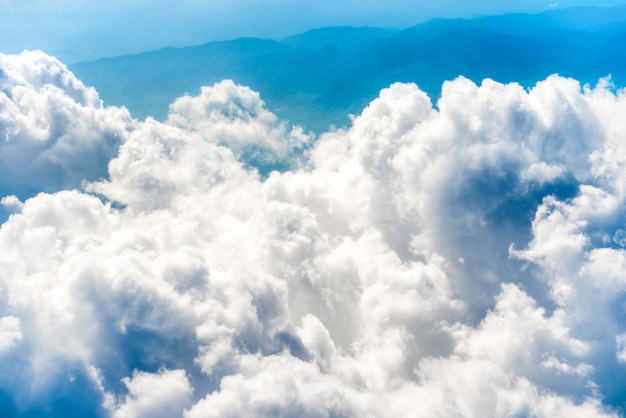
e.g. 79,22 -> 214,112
70,5 -> 626,133
283,26 -> 396,50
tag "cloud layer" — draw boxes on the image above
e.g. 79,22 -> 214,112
1,51 -> 626,417
0,50 -> 132,199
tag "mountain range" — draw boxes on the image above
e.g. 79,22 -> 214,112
70,5 -> 626,133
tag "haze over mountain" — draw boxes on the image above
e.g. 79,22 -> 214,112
5,0 -> 626,62
71,5 -> 626,132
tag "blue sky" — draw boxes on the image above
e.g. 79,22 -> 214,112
1,0 -> 625,61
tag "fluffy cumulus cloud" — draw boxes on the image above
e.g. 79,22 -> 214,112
112,369 -> 193,418
167,80 -> 312,171
1,51 -> 626,417
0,51 -> 133,199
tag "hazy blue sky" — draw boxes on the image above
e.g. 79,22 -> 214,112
1,0 -> 625,61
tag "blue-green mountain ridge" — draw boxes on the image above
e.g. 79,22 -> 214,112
70,5 -> 626,133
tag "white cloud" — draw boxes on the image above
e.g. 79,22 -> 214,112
113,369 -> 193,418
0,195 -> 22,211
1,52 -> 626,416
0,316 -> 22,353
167,80 -> 312,168
184,354 -> 367,418
0,50 -> 133,198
